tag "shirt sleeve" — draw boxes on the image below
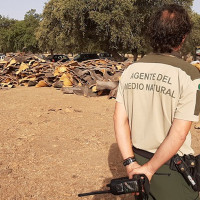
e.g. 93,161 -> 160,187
116,68 -> 129,104
174,76 -> 200,122
116,78 -> 124,104
194,79 -> 200,116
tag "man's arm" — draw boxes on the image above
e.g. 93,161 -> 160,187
114,102 -> 141,177
114,102 -> 192,181
129,118 -> 192,181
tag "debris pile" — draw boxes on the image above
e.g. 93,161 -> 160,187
0,54 -> 132,98
191,62 -> 200,71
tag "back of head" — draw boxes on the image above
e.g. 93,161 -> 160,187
148,4 -> 192,53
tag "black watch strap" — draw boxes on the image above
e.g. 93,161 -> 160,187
123,157 -> 136,166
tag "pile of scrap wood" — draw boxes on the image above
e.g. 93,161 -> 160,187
0,53 -> 131,98
191,61 -> 200,71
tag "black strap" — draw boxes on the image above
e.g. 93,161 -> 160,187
132,146 -> 171,165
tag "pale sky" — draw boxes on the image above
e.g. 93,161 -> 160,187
0,0 -> 199,20
0,0 -> 49,20
192,0 -> 200,14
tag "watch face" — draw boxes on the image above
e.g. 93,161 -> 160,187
123,157 -> 136,166
127,158 -> 131,164
123,160 -> 128,166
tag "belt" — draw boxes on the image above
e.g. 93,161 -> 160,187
132,146 -> 171,165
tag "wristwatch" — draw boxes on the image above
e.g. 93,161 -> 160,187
123,157 -> 136,166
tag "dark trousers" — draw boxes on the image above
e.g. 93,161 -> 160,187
134,153 -> 200,200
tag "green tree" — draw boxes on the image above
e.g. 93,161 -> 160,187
37,0 -> 195,59
23,9 -> 41,53
0,15 -> 16,53
176,12 -> 200,60
7,20 -> 26,52
0,10 -> 41,54
36,0 -> 62,55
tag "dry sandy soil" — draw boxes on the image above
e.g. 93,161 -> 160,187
0,87 -> 200,200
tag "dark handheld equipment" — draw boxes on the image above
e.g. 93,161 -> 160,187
173,154 -> 197,191
78,174 -> 149,200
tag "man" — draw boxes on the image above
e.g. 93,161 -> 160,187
114,4 -> 200,200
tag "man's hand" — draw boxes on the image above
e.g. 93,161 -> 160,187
127,162 -> 154,182
126,162 -> 152,197
126,162 -> 141,178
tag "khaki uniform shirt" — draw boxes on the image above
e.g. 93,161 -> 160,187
116,53 -> 200,155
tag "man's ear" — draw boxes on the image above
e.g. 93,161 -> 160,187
173,35 -> 187,51
182,35 -> 187,44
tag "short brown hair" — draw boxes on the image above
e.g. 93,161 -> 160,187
148,4 -> 192,53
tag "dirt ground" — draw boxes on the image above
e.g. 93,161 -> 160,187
0,87 -> 200,200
